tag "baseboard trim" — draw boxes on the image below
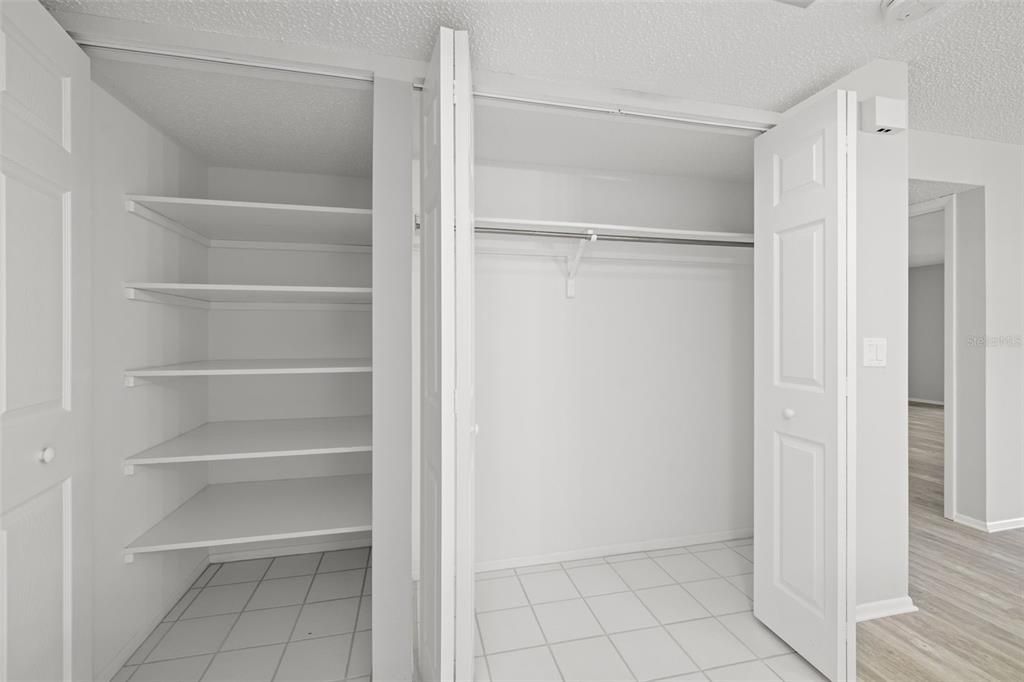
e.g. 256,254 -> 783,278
97,557 -> 209,682
953,513 -> 1024,533
856,596 -> 918,622
953,513 -> 989,532
982,516 -> 1024,533
909,398 -> 944,407
208,537 -> 371,563
475,528 -> 753,572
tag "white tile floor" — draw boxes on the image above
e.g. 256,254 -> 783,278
115,548 -> 371,682
474,539 -> 827,682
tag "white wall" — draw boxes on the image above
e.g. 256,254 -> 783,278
476,164 -> 753,232
91,85 -> 210,679
806,60 -> 912,612
472,164 -> 755,567
910,132 -> 1024,528
909,210 -> 945,267
954,188 -> 987,522
908,265 -> 944,403
206,166 -> 371,208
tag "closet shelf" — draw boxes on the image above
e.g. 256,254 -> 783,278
126,195 -> 372,246
124,282 -> 372,305
124,358 -> 372,386
123,416 -> 372,473
123,474 -> 371,562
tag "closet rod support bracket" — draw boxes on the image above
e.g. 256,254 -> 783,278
123,552 -> 135,564
124,375 -> 148,388
123,462 -> 136,476
566,231 -> 597,298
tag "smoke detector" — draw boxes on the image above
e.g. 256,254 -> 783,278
881,0 -> 938,23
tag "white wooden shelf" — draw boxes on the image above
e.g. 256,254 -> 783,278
126,195 -> 372,246
124,282 -> 372,305
123,474 -> 371,562
124,358 -> 372,386
123,416 -> 372,473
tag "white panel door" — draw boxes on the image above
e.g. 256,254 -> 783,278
0,1 -> 93,681
753,89 -> 856,681
419,26 -> 475,681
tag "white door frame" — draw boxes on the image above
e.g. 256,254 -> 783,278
908,194 -> 957,520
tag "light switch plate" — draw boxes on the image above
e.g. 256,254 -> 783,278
863,337 -> 888,367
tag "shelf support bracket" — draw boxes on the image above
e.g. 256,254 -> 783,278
123,552 -> 135,564
124,374 -> 148,388
123,461 -> 136,476
566,231 -> 597,298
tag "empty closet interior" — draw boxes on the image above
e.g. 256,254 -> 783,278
465,99 -> 759,568
87,52 -> 374,669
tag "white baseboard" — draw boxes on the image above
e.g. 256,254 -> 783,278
208,537 -> 371,563
986,517 -> 1024,532
475,528 -> 753,572
953,513 -> 1024,533
908,398 -> 944,406
856,596 -> 918,622
953,512 -> 989,532
97,557 -> 209,682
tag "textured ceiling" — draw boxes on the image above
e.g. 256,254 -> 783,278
908,179 -> 979,204
89,53 -> 373,176
47,0 -> 1024,145
476,101 -> 755,180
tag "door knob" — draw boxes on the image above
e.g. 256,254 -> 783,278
38,446 -> 56,464
782,408 -> 796,420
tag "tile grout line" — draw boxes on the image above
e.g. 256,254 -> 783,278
123,562 -> 225,678
197,559 -> 276,681
562,564 -> 641,681
271,551 -> 327,682
476,541 -> 761,680
342,549 -> 372,679
474,612 -> 495,680
604,558 -> 708,679
512,567 -> 567,680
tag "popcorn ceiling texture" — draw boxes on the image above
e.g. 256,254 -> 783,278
47,0 -> 1023,145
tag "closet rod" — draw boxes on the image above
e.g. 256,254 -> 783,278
469,92 -> 772,133
475,227 -> 753,248
76,43 -> 771,134
75,41 -> 376,83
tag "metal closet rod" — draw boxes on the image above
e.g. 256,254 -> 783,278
77,42 -> 771,133
475,226 -> 753,248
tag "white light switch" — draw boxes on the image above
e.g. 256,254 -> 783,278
863,337 -> 887,367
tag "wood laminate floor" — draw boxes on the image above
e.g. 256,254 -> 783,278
858,404 -> 1024,681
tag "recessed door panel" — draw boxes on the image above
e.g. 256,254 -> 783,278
3,482 -> 69,682
775,433 -> 825,614
773,132 -> 824,206
774,220 -> 825,391
2,169 -> 67,413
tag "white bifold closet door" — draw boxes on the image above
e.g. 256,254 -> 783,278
418,26 -> 476,682
0,1 -> 93,680
753,89 -> 857,681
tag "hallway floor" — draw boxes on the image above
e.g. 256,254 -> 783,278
473,539 -> 824,681
857,404 -> 1024,681
113,548 -> 371,682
